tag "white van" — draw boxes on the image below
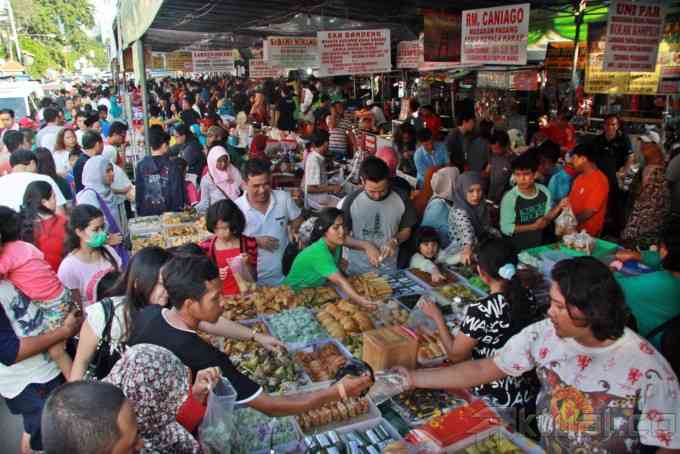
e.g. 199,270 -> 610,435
0,81 -> 44,119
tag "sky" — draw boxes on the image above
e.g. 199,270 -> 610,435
91,0 -> 116,44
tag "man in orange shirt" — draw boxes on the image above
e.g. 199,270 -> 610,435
568,144 -> 609,236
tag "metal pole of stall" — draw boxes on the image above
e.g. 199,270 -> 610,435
571,0 -> 587,111
133,39 -> 150,156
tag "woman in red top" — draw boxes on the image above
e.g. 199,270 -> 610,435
19,180 -> 67,272
200,199 -> 257,296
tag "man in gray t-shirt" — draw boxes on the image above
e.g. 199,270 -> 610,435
342,157 -> 418,275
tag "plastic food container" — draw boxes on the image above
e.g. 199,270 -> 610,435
289,339 -> 355,384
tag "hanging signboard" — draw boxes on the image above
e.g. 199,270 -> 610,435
659,14 -> 680,79
397,40 -> 471,72
476,71 -> 509,89
510,70 -> 539,91
603,0 -> 667,72
545,42 -> 587,69
151,52 -> 165,70
249,58 -> 284,79
263,36 -> 319,69
586,22 -> 661,95
461,3 -> 530,65
166,52 -> 193,72
191,50 -> 235,73
396,41 -> 420,69
317,29 -> 391,77
423,10 -> 462,63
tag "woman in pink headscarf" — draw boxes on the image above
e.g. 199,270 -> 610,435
196,145 -> 245,213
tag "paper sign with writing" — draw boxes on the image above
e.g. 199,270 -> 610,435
461,3 -> 530,65
318,29 -> 391,77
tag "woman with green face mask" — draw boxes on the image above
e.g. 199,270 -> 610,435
57,204 -> 122,307
75,155 -> 129,267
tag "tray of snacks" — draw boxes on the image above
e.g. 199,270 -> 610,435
316,300 -> 375,341
292,286 -> 341,310
164,223 -> 199,237
406,268 -> 459,288
291,339 -> 353,383
347,272 -> 393,300
232,407 -> 305,454
416,330 -> 447,366
303,418 -> 402,453
345,335 -> 364,360
266,307 -> 329,349
131,231 -> 165,252
221,287 -> 301,321
165,231 -> 211,248
380,270 -> 425,299
128,215 -> 162,232
199,320 -> 308,393
290,383 -> 381,436
373,299 -> 410,327
391,389 -> 469,427
431,283 -> 484,317
446,265 -> 490,295
162,211 -> 198,225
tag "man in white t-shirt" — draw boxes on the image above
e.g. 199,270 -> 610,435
0,280 -> 82,452
34,107 -> 63,152
101,121 -> 132,196
0,149 -> 67,213
400,257 -> 680,452
235,159 -> 303,286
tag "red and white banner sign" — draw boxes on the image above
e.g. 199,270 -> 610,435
603,0 -> 667,72
263,36 -> 319,69
397,40 -> 469,72
249,58 -> 284,79
192,51 -> 235,73
461,3 -> 530,65
317,29 -> 391,77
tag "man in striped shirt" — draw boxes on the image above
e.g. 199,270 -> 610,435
328,101 -> 354,160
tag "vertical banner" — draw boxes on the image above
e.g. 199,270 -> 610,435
396,41 -> 420,69
423,10 -> 462,63
604,0 -> 667,72
191,50 -> 235,73
317,29 -> 391,77
264,37 -> 319,69
461,3 -> 530,65
659,14 -> 680,79
249,58 -> 284,79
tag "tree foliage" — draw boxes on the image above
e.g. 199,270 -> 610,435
9,0 -> 107,78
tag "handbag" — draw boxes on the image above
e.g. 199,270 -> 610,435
90,298 -> 122,379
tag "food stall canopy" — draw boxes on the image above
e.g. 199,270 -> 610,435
116,0 -> 582,53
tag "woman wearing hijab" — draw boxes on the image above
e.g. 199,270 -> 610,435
448,171 -> 499,264
76,155 -> 129,266
104,344 -> 212,453
412,164 -> 445,217
102,144 -> 133,198
196,144 -> 245,213
422,167 -> 460,247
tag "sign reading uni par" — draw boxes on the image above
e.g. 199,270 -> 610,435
603,0 -> 667,72
264,36 -> 319,69
317,29 -> 391,77
192,51 -> 235,73
461,3 -> 530,65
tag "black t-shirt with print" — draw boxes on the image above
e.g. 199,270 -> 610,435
460,293 -> 538,408
127,305 -> 261,403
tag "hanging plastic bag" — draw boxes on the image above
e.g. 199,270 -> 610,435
199,377 -> 237,454
367,369 -> 411,405
555,206 -> 578,237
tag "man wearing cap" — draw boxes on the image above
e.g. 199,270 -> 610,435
592,114 -> 633,235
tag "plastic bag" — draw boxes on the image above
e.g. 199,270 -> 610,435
367,369 -> 411,405
199,377 -> 237,454
406,296 -> 438,333
555,206 -> 578,237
